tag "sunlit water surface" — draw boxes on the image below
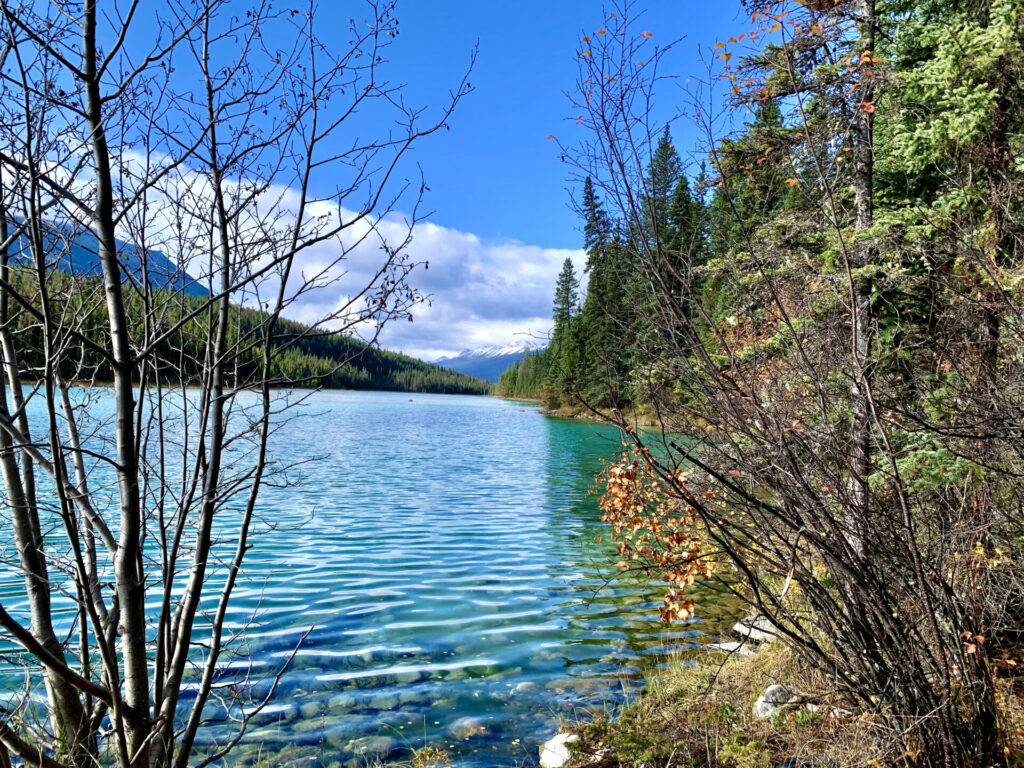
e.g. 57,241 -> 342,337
1,390 -> 742,767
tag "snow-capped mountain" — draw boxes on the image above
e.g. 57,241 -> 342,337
434,339 -> 545,382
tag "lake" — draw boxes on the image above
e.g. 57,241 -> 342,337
0,390 -> 741,768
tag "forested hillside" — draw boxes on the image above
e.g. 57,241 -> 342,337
495,349 -> 550,399
498,123 -> 746,410
510,0 -> 1024,763
7,268 -> 490,395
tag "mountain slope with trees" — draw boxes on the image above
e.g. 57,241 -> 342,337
3,266 -> 490,395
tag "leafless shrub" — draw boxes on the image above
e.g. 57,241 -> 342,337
0,2 -> 470,766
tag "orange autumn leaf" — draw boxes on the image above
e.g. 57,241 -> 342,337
599,458 -> 713,624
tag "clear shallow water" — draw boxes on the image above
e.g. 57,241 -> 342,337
0,390 -> 741,767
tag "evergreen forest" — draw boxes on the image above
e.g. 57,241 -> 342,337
500,0 -> 1024,763
5,268 -> 490,395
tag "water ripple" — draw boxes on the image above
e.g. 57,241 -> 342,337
1,391 -> 744,768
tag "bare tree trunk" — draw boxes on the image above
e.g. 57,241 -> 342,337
152,28 -> 232,759
0,208 -> 92,764
81,3 -> 151,761
0,3 -> 470,765
845,0 -> 876,558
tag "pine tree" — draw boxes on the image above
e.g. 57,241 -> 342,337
579,178 -> 630,406
549,257 -> 582,406
644,126 -> 684,247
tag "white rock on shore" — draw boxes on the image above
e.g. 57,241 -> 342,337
705,640 -> 755,656
732,614 -> 778,644
539,731 -> 579,768
752,683 -> 800,719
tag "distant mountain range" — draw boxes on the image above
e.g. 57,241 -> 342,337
435,340 -> 546,382
8,223 -> 209,298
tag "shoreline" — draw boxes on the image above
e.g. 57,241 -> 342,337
495,394 -> 662,428
533,626 -> 1024,768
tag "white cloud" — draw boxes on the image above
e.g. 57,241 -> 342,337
358,220 -> 587,360
215,205 -> 588,361
24,148 -> 587,364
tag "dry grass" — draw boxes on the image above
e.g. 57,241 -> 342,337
997,676 -> 1024,766
565,643 -> 941,768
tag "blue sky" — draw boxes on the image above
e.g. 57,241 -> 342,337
122,1 -> 742,359
329,1 -> 744,359
359,1 -> 740,246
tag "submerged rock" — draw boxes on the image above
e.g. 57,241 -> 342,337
398,688 -> 428,705
449,716 -> 487,740
327,693 -> 358,714
544,679 -> 568,695
539,731 -> 579,768
292,717 -> 328,734
348,735 -> 396,756
371,693 -> 400,710
395,669 -> 425,684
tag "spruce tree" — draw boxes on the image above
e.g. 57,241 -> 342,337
579,178 -> 630,407
644,126 -> 684,247
552,257 -> 580,340
659,175 -> 707,311
548,257 -> 582,406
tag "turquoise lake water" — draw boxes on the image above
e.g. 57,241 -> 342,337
0,390 -> 741,767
